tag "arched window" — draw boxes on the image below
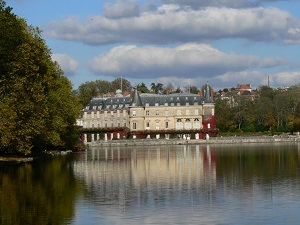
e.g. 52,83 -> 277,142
185,119 -> 191,129
176,119 -> 183,129
194,118 -> 200,129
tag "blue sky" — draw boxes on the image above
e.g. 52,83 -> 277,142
7,0 -> 300,91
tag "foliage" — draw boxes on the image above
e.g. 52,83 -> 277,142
151,82 -> 163,94
216,84 -> 300,134
0,1 -> 81,154
75,77 -> 132,106
137,82 -> 150,93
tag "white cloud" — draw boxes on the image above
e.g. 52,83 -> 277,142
45,6 -> 300,45
271,72 -> 300,87
52,54 -> 79,76
103,0 -> 140,19
88,43 -> 285,80
160,0 -> 293,9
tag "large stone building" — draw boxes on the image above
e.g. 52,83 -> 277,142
79,84 -> 217,142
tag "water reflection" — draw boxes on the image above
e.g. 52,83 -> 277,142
73,145 -> 216,204
71,143 -> 300,225
0,155 -> 82,225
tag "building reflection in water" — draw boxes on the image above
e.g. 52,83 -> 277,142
72,145 -> 217,209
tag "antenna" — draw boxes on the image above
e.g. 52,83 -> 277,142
121,75 -> 123,93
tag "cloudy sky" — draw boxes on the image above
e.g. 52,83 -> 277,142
8,0 -> 300,91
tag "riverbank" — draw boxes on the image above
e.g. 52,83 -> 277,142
87,135 -> 300,147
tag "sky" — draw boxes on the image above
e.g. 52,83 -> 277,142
7,0 -> 300,91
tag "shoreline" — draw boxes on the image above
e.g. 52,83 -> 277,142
87,135 -> 300,147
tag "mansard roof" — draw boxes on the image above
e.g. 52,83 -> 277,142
84,91 -> 212,112
139,93 -> 204,106
84,96 -> 131,111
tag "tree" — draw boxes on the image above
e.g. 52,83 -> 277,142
163,83 -> 175,94
137,82 -> 150,93
151,83 -> 163,94
0,1 -> 81,154
185,85 -> 199,94
110,77 -> 132,92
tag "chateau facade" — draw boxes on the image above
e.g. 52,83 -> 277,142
79,84 -> 217,142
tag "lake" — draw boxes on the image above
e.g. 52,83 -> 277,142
1,143 -> 300,225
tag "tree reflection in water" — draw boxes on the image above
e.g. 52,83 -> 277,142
0,155 -> 82,225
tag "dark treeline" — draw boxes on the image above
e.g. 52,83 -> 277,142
0,1 -> 81,155
215,85 -> 300,134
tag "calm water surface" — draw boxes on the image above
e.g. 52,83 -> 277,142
1,143 -> 300,225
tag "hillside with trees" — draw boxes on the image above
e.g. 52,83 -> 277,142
0,1 -> 81,155
215,85 -> 300,134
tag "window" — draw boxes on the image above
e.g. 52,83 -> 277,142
146,110 -> 150,116
176,119 -> 183,129
194,119 -> 200,129
155,122 -> 160,130
123,110 -> 127,117
186,102 -> 189,106
165,110 -> 169,116
195,109 -> 199,115
146,122 -> 150,128
185,119 -> 191,129
164,102 -> 168,106
145,102 -> 149,107
155,102 -> 159,106
165,122 -> 169,128
104,111 -> 107,117
156,110 -> 159,116
117,110 -> 120,117
111,111 -> 114,116
177,110 -> 181,116
91,112 -> 94,118
133,122 -> 137,129
132,110 -> 136,116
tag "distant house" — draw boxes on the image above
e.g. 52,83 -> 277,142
236,84 -> 252,94
78,84 -> 218,142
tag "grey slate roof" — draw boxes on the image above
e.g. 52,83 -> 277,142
85,92 -> 209,111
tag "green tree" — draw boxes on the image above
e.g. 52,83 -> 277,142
0,1 -> 81,154
151,83 -> 163,94
137,82 -> 150,93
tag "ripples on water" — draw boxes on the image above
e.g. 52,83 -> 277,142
1,143 -> 300,225
69,143 -> 300,225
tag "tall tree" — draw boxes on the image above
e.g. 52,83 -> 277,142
0,1 -> 81,154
